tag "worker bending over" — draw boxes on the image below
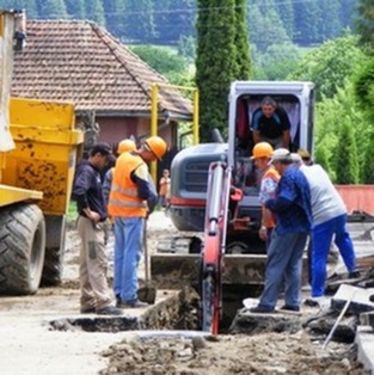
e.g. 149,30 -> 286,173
250,148 -> 312,313
108,136 -> 167,308
300,162 -> 357,301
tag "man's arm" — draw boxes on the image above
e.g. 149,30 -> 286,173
282,130 -> 290,148
265,196 -> 293,212
131,164 -> 158,213
278,107 -> 291,148
251,109 -> 262,144
102,169 -> 112,207
252,130 -> 261,144
73,167 -> 101,222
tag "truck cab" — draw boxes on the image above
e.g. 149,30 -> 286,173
170,81 -> 315,235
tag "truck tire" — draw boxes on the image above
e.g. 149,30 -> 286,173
0,204 -> 46,295
41,215 -> 66,286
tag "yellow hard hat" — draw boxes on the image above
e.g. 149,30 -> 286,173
251,142 -> 273,159
117,139 -> 136,154
144,136 -> 168,160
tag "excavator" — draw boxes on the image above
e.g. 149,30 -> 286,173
151,81 -> 316,334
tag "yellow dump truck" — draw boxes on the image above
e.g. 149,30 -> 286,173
0,11 -> 83,294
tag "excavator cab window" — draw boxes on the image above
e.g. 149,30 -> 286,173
233,94 -> 301,192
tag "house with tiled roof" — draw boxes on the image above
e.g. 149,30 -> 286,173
11,20 -> 192,147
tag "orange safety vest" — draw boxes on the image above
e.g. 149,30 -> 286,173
108,153 -> 148,218
262,166 -> 280,229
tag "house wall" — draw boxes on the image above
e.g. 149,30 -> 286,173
96,116 -> 138,144
97,116 -> 176,148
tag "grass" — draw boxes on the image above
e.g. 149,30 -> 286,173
67,200 -> 78,223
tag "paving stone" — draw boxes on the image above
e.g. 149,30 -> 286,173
355,326 -> 374,373
229,308 -> 302,334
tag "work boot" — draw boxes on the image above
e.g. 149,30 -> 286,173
304,296 -> 329,309
95,305 -> 123,315
121,300 -> 149,309
279,305 -> 300,312
249,305 -> 275,314
80,306 -> 96,314
348,271 -> 361,279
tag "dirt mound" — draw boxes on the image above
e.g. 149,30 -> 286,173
100,332 -> 367,375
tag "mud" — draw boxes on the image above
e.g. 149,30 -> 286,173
100,332 -> 368,375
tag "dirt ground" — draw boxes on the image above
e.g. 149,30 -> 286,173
0,212 -> 372,374
101,332 -> 366,375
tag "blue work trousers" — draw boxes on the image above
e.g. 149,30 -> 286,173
113,217 -> 144,303
311,214 -> 356,297
259,231 -> 308,310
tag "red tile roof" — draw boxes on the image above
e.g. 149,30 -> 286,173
11,20 -> 192,119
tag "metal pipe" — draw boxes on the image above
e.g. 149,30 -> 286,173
150,83 -> 158,183
322,291 -> 356,349
193,89 -> 199,145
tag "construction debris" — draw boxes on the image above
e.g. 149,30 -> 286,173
331,284 -> 374,314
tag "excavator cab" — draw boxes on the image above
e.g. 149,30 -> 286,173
228,82 -> 315,232
151,81 -> 315,333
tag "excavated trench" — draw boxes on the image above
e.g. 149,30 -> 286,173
49,287 -> 201,333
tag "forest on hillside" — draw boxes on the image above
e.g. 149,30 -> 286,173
0,0 -> 358,48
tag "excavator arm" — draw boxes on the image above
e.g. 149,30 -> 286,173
200,162 -> 232,334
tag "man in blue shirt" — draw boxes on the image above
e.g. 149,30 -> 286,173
252,97 -> 291,149
250,148 -> 312,313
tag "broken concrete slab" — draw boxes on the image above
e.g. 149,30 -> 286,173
355,326 -> 374,374
331,284 -> 374,314
229,308 -> 302,334
306,315 -> 357,343
360,311 -> 374,329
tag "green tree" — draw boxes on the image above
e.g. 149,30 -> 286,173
354,0 -> 374,123
318,0 -> 342,41
356,0 -> 374,49
177,35 -> 196,62
123,0 -> 156,42
154,0 -> 195,44
274,0 -> 294,38
316,83 -> 370,183
335,120 -> 359,184
253,43 -> 301,80
354,59 -> 374,121
39,0 -> 67,18
196,0 -> 237,141
130,45 -> 187,76
65,0 -> 85,18
293,1 -> 320,45
362,130 -> 374,183
289,35 -> 366,100
234,0 -> 251,79
84,0 -> 105,25
248,5 -> 290,52
103,0 -> 125,36
339,0 -> 357,29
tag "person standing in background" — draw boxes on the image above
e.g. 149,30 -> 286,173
159,169 -> 171,208
251,142 -> 280,249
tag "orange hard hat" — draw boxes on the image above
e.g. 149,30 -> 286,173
144,136 -> 168,160
117,139 -> 136,154
251,142 -> 273,159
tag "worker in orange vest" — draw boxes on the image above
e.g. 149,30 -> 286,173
108,136 -> 168,308
251,142 -> 280,249
103,139 -> 136,206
